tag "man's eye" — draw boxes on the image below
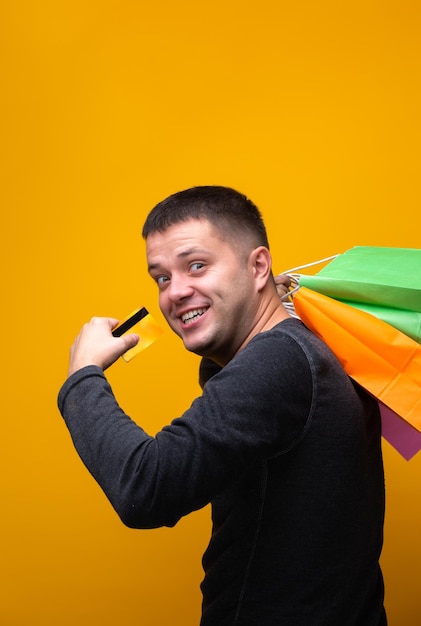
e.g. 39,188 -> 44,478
156,275 -> 170,286
190,262 -> 205,272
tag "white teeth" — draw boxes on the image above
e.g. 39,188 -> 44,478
181,308 -> 207,324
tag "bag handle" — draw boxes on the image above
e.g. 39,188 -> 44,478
277,254 -> 339,317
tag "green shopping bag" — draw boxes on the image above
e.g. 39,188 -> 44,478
338,302 -> 421,343
298,246 -> 421,342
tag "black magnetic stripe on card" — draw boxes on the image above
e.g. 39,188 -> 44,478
112,307 -> 149,337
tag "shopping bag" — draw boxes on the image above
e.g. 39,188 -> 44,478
379,402 -> 421,461
293,287 -> 421,434
297,246 -> 421,342
299,246 -> 421,311
336,302 -> 421,344
280,247 -> 421,459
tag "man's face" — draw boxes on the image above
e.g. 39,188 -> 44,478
146,218 -> 259,365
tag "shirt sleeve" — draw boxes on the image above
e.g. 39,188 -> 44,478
57,329 -> 313,529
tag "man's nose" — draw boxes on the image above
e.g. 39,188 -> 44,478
167,274 -> 194,301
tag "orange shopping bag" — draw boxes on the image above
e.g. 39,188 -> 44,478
293,287 -> 421,433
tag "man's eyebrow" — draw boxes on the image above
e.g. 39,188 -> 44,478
148,247 -> 208,273
177,246 -> 207,258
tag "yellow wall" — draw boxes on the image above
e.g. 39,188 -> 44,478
1,1 -> 420,624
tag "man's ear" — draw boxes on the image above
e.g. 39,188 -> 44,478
250,246 -> 272,290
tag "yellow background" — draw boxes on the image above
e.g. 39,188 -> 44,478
1,1 -> 420,624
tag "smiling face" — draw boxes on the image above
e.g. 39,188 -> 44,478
146,218 -> 266,365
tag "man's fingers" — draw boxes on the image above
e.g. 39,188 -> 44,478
274,273 -> 291,298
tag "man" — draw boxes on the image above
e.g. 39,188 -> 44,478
58,186 -> 386,625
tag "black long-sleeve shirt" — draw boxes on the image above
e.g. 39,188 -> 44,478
58,318 -> 386,625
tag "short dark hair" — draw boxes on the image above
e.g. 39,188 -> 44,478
142,185 -> 270,249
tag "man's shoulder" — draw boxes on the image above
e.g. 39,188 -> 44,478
251,317 -> 316,353
248,316 -> 346,380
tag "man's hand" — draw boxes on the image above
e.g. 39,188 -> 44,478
68,316 -> 139,377
274,273 -> 291,299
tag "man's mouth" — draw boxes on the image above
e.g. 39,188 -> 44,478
181,308 -> 208,325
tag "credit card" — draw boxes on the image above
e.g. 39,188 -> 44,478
112,307 -> 164,362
